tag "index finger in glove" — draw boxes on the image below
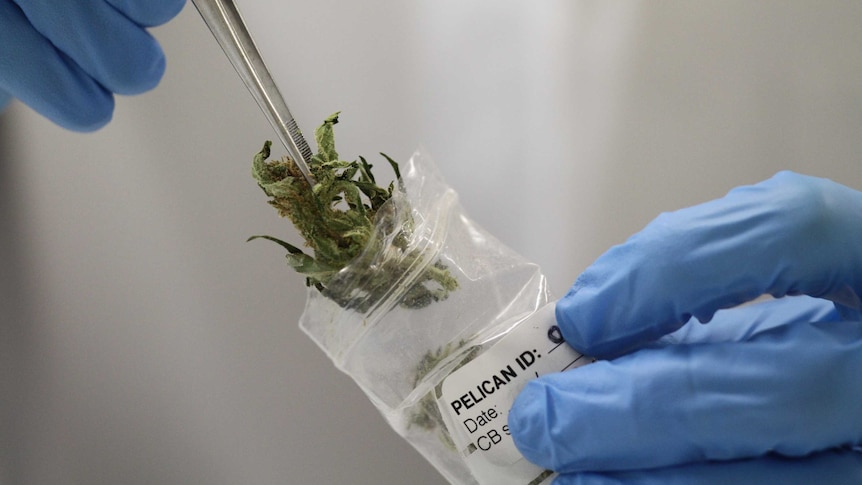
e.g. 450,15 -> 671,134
558,171 -> 862,358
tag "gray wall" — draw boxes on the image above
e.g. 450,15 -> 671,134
2,1 -> 861,483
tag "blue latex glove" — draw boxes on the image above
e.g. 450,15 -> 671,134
509,171 -> 862,483
0,0 -> 185,131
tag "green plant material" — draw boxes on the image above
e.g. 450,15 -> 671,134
409,341 -> 482,450
250,112 -> 458,311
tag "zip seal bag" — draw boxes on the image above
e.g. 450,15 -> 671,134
295,148 -> 592,484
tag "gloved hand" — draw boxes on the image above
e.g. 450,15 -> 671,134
0,0 -> 186,131
509,171 -> 862,484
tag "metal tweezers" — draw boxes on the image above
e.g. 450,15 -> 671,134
191,0 -> 315,185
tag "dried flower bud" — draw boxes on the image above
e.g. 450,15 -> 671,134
250,113 -> 458,310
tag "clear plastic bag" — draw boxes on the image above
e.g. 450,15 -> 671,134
299,148 -> 555,484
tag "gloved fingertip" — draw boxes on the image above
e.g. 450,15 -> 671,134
138,49 -> 167,93
110,45 -> 166,95
555,292 -> 588,349
56,94 -> 115,132
509,380 -> 555,469
555,292 -> 635,358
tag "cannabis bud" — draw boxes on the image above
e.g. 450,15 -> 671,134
250,112 -> 458,311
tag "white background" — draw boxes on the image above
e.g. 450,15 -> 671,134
2,1 -> 862,483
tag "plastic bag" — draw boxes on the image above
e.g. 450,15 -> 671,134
299,148 -> 580,484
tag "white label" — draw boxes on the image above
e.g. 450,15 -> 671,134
437,303 -> 594,484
